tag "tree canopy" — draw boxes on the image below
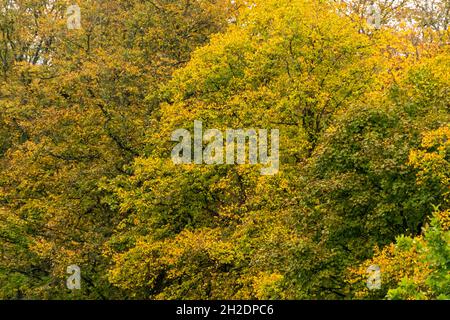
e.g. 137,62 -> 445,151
0,0 -> 448,300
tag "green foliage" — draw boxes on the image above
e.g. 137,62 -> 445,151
350,125 -> 450,299
0,0 -> 231,299
0,0 -> 448,300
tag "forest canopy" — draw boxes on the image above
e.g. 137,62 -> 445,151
0,0 -> 448,300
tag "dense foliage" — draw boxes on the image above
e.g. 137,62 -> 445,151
0,0 -> 448,299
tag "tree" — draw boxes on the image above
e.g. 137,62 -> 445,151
349,125 -> 449,299
0,0 -> 231,299
105,0 -> 408,299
